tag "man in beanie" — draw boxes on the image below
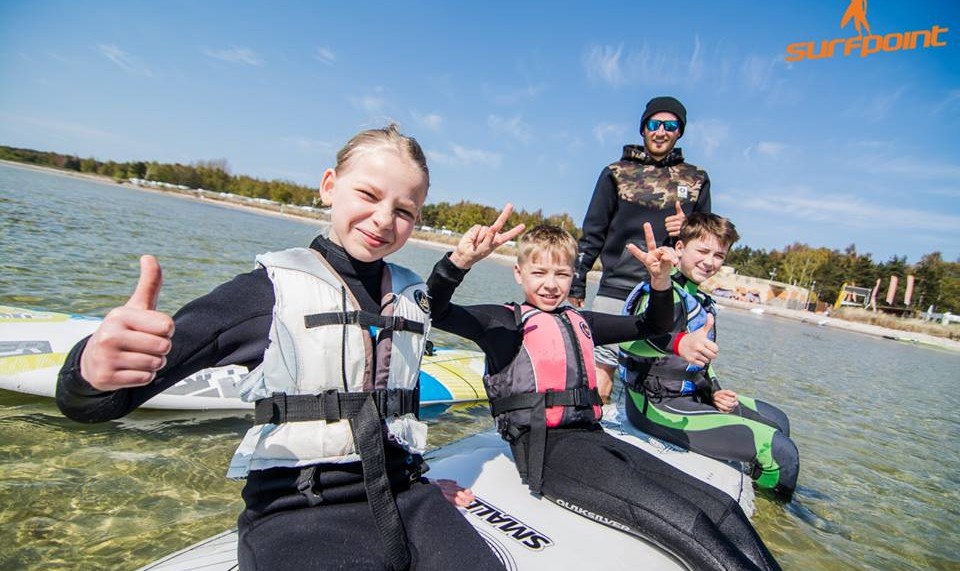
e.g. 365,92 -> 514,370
569,95 -> 711,403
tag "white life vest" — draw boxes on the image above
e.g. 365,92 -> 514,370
227,247 -> 430,479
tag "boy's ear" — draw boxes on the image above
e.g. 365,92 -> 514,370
674,240 -> 685,256
513,263 -> 523,285
319,168 -> 336,206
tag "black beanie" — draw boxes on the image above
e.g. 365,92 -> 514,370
640,96 -> 687,137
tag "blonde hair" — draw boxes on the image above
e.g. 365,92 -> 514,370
678,212 -> 740,249
335,123 -> 430,189
517,225 -> 577,267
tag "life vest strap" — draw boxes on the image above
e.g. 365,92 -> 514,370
490,387 -> 601,417
304,311 -> 425,334
254,388 -> 420,425
350,396 -> 411,570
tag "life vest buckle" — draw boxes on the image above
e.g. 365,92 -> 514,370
270,391 -> 288,424
322,389 -> 341,423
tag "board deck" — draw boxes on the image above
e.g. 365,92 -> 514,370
0,306 -> 488,409
140,428 -> 752,571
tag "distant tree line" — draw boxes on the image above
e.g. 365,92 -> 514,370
0,145 -> 317,206
2,144 -> 957,313
420,201 -> 581,240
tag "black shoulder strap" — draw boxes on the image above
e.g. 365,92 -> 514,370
304,311 -> 424,334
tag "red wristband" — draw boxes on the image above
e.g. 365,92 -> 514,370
672,332 -> 686,355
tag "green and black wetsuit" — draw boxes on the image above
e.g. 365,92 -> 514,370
619,273 -> 799,498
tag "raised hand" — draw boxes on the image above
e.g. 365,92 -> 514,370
79,255 -> 175,391
449,204 -> 526,270
664,200 -> 686,238
625,222 -> 677,291
676,313 -> 717,367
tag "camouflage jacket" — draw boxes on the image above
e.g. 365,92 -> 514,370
572,145 -> 711,301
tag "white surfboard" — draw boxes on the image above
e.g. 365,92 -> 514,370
0,306 -> 486,411
0,306 -> 488,410
138,428 -> 752,571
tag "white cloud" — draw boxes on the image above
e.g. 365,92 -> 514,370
592,122 -> 629,145
733,185 -> 960,232
411,111 -> 443,131
349,88 -> 387,115
96,44 -> 151,76
849,86 -> 906,123
488,114 -> 532,144
757,141 -> 787,156
584,39 -> 789,97
314,47 -> 336,66
685,119 -> 730,156
280,137 -> 334,153
485,83 -> 546,105
583,44 -> 625,87
859,156 -> 960,181
739,55 -> 780,93
687,35 -> 704,84
0,112 -> 123,141
427,144 -> 502,168
203,47 -> 263,66
932,89 -> 960,116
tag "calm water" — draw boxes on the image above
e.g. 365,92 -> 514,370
1,163 -> 958,570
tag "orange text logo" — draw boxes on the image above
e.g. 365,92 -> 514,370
786,1 -> 948,62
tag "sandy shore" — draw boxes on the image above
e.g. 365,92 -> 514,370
5,159 -> 958,353
712,297 -> 960,352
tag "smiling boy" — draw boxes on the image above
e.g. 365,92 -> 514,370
427,213 -> 781,571
619,212 -> 800,498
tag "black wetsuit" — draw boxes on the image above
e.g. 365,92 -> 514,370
428,254 -> 781,571
56,236 -> 503,571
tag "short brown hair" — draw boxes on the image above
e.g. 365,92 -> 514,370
335,123 -> 430,190
517,225 -> 577,267
678,212 -> 740,249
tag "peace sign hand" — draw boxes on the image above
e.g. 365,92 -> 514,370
449,204 -> 526,270
625,222 -> 677,291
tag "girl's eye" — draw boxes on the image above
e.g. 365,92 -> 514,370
397,209 -> 415,220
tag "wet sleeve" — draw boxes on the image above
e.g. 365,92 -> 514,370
55,269 -> 275,423
425,252 -> 469,322
571,168 -> 617,299
426,254 -> 523,375
585,288 -> 674,345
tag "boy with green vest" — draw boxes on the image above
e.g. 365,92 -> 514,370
619,212 -> 800,498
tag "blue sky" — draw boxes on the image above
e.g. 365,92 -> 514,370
1,1 -> 957,264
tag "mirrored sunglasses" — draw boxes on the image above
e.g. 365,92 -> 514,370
644,119 -> 681,133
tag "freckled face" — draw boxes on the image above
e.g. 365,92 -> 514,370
514,250 -> 575,312
319,149 -> 427,262
676,234 -> 729,284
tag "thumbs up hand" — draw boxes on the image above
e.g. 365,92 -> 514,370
80,255 -> 175,391
664,200 -> 686,238
676,313 -> 717,367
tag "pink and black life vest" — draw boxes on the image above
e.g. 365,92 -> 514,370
485,303 -> 603,493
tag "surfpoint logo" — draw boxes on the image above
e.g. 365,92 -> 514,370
465,498 -> 554,551
786,1 -> 949,62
